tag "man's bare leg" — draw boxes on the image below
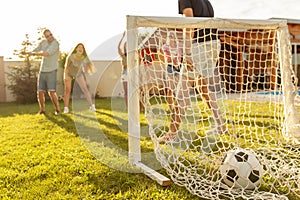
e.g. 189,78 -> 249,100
38,91 -> 45,113
49,91 -> 60,113
197,77 -> 227,134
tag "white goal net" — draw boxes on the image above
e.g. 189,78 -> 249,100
126,16 -> 300,199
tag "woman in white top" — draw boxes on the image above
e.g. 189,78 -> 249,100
63,43 -> 96,113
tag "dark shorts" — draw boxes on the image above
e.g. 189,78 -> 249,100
38,70 -> 57,92
167,64 -> 181,75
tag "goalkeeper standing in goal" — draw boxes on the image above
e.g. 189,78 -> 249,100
178,0 -> 228,135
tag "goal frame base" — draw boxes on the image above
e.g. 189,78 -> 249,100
134,162 -> 172,186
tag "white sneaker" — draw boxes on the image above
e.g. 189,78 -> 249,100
63,107 -> 69,114
206,127 -> 229,136
90,104 -> 96,112
205,128 -> 219,136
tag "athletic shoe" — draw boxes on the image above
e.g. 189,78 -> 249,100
63,107 -> 69,114
90,104 -> 96,112
55,110 -> 61,116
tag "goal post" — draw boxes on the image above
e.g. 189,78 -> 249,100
126,15 -> 300,199
127,15 -> 141,165
278,25 -> 300,139
127,15 -> 172,186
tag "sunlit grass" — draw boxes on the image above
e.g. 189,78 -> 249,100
0,97 -> 299,199
0,99 -> 196,200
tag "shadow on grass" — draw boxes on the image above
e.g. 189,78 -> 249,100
0,99 -> 168,182
0,102 -> 41,117
71,110 -> 162,172
25,97 -> 160,174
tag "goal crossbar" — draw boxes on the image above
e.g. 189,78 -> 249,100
133,15 -> 287,30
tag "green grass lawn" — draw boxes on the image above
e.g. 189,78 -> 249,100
1,97 -> 299,200
0,98 -> 198,200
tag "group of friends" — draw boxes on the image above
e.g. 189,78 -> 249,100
21,0 -> 228,142
21,29 -> 96,115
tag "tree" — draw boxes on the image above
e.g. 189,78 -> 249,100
6,33 -> 40,103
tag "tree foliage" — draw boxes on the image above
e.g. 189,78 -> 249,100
6,33 -> 40,104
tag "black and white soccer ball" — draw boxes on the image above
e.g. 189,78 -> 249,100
220,147 -> 263,190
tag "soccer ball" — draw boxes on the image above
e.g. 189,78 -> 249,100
219,148 -> 263,190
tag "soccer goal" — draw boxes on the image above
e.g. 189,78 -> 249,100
126,15 -> 300,199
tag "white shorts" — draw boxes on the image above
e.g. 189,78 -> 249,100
191,40 -> 221,78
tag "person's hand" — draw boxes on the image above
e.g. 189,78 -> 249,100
20,51 -> 35,56
185,56 -> 193,66
185,55 -> 194,72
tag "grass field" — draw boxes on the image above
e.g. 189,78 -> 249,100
0,98 -> 198,200
1,97 -> 299,199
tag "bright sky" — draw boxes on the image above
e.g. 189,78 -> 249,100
1,0 -> 299,59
